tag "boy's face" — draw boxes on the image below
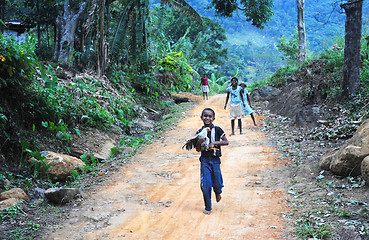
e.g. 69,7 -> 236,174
231,79 -> 238,86
201,110 -> 215,126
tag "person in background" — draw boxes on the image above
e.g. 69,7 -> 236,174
224,77 -> 246,135
239,83 -> 257,126
200,74 -> 209,100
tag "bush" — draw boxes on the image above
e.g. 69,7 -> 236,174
157,51 -> 194,92
0,34 -> 37,93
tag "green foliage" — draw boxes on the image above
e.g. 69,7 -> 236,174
210,0 -> 274,29
268,65 -> 298,88
0,34 -> 37,92
0,204 -> 22,222
157,51 -> 194,92
26,149 -> 51,178
207,73 -> 229,94
295,211 -> 333,239
151,8 -> 228,77
41,120 -> 71,144
276,30 -> 300,66
220,35 -> 281,82
110,135 -> 148,158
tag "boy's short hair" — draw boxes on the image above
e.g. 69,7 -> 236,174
201,108 -> 215,118
231,77 -> 238,82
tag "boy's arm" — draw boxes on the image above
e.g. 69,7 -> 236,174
224,92 -> 230,109
208,134 -> 229,149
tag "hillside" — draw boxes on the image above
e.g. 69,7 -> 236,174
184,0 -> 369,52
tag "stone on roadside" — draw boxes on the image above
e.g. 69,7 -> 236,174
70,129 -> 118,161
0,188 -> 29,210
45,187 -> 80,204
29,151 -> 86,181
361,156 -> 369,185
0,198 -> 21,210
319,119 -> 369,176
0,188 -> 29,201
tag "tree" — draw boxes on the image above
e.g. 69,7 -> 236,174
97,0 -> 105,77
110,0 -> 202,74
150,7 -> 228,72
341,0 -> 363,98
210,0 -> 274,29
55,0 -> 87,65
297,0 -> 306,64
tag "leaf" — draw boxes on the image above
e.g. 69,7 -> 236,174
75,128 -> 82,138
160,0 -> 203,25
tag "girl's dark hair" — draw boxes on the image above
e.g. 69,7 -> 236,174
201,108 -> 215,118
231,77 -> 238,82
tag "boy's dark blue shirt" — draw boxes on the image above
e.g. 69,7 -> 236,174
196,124 -> 225,157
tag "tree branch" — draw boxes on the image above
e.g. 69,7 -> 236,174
227,0 -> 247,11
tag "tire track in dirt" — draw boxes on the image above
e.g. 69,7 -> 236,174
47,94 -> 290,240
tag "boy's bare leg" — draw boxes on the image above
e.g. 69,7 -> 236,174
238,119 -> 243,134
251,113 -> 257,126
203,210 -> 211,215
230,119 -> 235,136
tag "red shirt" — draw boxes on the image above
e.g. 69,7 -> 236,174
201,78 -> 208,86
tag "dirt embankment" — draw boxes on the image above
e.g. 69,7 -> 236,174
46,94 -> 291,240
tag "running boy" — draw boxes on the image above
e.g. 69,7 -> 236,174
224,77 -> 246,135
239,83 -> 257,126
196,108 -> 229,215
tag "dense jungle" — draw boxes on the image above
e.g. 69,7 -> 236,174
1,0 -> 369,239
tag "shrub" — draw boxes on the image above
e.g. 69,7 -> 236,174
157,51 -> 194,92
0,34 -> 37,94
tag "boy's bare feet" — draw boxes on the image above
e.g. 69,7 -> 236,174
216,193 -> 222,202
203,210 -> 211,215
229,133 -> 234,136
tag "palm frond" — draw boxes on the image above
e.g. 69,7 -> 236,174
110,2 -> 133,58
160,0 -> 203,25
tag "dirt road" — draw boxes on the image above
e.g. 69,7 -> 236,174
47,94 -> 290,240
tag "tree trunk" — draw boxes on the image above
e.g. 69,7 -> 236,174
341,0 -> 363,97
36,0 -> 41,46
55,1 -> 87,66
297,0 -> 306,64
97,0 -> 105,77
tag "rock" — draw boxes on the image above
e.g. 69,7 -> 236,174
320,119 -> 369,176
251,86 -> 281,101
29,151 -> 86,181
0,188 -> 29,202
31,187 -> 45,200
361,156 -> 369,185
70,129 -> 118,161
0,198 -> 21,210
319,148 -> 339,171
135,119 -> 155,129
330,145 -> 365,176
45,187 -> 80,204
172,94 -> 190,103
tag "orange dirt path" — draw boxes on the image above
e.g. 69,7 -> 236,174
47,94 -> 290,240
